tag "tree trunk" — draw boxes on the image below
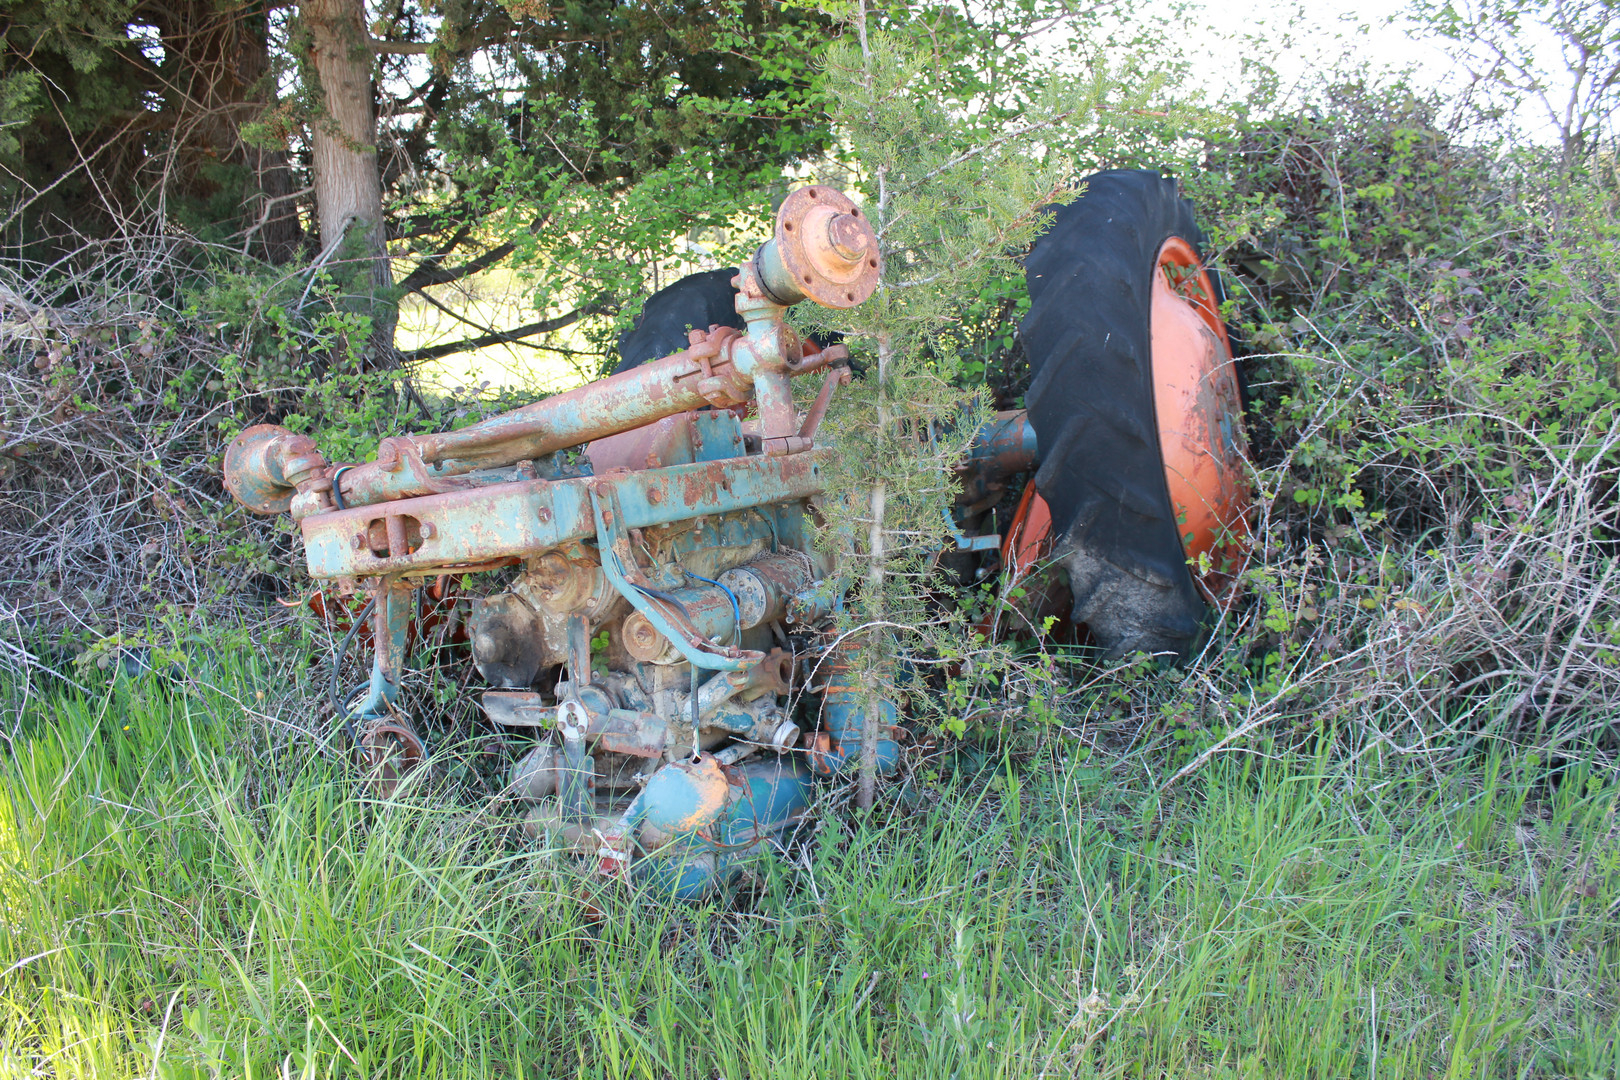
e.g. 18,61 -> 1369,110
301,0 -> 395,346
858,333 -> 893,812
230,8 -> 304,265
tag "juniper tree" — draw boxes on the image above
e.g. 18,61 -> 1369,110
807,2 -> 1177,806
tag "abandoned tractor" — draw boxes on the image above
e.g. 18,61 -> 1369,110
223,171 -> 1250,897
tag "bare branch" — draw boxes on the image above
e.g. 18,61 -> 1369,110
370,38 -> 432,54
400,302 -> 607,363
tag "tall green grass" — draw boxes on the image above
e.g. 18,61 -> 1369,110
0,657 -> 1615,1078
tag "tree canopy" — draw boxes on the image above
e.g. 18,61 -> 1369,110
2,0 -> 1178,368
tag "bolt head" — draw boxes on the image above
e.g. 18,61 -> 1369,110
826,213 -> 869,263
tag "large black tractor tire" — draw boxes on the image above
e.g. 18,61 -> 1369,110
1021,169 -> 1233,662
614,269 -> 745,373
614,267 -> 846,375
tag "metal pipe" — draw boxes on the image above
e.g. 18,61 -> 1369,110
798,366 -> 850,445
966,410 -> 1038,480
333,331 -> 751,509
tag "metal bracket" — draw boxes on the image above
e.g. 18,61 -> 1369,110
566,612 -> 592,686
691,411 -> 745,462
941,508 -> 1001,553
557,698 -> 594,821
348,575 -> 414,720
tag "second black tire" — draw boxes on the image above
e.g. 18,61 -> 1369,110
1020,169 -> 1223,661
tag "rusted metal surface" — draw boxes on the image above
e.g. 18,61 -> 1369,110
590,483 -> 762,672
320,330 -> 744,511
806,648 -> 899,777
299,450 -> 829,580
784,339 -> 849,377
1150,237 -> 1252,603
468,593 -> 549,687
753,186 -> 880,309
481,688 -> 551,727
223,425 -> 329,515
306,192 -> 881,515
618,570 -> 809,664
216,188 -> 966,894
360,718 -> 427,797
797,365 -> 851,446
716,552 -> 816,630
643,752 -> 733,836
585,412 -> 705,473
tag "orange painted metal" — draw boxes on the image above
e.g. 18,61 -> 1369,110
1002,480 -> 1053,587
1149,238 -> 1252,605
761,186 -> 880,309
972,479 -> 1055,641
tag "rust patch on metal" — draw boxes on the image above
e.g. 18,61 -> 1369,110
773,187 -> 880,309
360,719 -> 427,798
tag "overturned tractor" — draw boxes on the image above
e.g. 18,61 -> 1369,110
224,171 -> 1250,897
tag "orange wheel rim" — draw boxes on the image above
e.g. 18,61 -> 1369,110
1150,237 -> 1252,606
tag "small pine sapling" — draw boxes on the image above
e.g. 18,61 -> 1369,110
807,1 -> 1176,806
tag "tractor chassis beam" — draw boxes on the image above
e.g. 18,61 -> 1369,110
300,450 -> 831,580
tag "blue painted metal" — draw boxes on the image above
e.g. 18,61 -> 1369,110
941,507 -> 1002,552
589,483 -> 759,671
222,425 -> 327,515
787,580 -> 844,625
268,413 -> 1029,584
691,411 -> 746,462
348,577 -> 413,720
811,672 -> 899,777
966,411 -> 1038,474
300,451 -> 828,580
717,758 -> 814,840
642,753 -> 732,837
638,758 -> 814,900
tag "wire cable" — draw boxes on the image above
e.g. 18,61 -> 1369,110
686,571 -> 741,645
330,465 -> 353,510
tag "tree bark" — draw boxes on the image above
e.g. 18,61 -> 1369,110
302,0 -> 395,343
230,9 -> 303,265
858,332 -> 893,813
